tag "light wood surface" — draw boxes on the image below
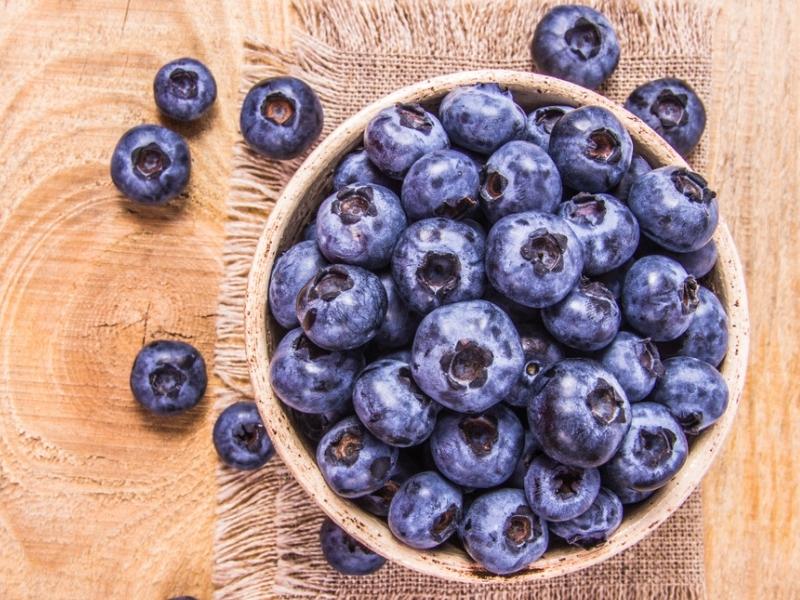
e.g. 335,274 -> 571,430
0,0 -> 796,598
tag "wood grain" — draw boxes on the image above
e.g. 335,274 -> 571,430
0,0 -> 796,598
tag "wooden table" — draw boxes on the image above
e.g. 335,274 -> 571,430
0,1 -> 796,598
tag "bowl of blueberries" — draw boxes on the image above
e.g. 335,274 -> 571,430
243,7 -> 749,583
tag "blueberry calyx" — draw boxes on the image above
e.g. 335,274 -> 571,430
587,379 -> 626,425
568,194 -> 606,225
458,414 -> 499,456
433,196 -> 478,219
504,506 -> 537,546
586,129 -> 621,163
579,277 -> 614,302
524,360 -> 541,377
536,108 -> 568,133
304,267 -> 354,302
398,366 -> 430,404
651,89 -> 688,129
636,427 -> 677,467
332,186 -> 377,224
234,421 -> 267,453
483,171 -> 508,200
636,338 -> 665,377
417,251 -> 461,300
326,430 -> 364,466
681,277 -> 700,313
132,143 -> 170,179
291,332 -> 327,361
261,93 -> 295,126
565,17 -> 601,60
520,229 -> 567,275
440,340 -> 494,390
397,103 -> 433,133
553,466 -> 583,498
671,169 -> 716,204
431,504 -> 458,538
168,68 -> 199,99
149,364 -> 186,399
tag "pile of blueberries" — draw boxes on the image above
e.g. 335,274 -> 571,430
113,4 -> 728,580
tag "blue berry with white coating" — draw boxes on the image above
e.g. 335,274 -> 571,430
268,241 -> 328,329
673,285 -> 728,366
332,148 -> 392,190
130,340 -> 207,414
401,149 -> 480,221
600,331 -> 664,402
548,487 -> 623,548
388,471 -> 463,549
373,273 -> 419,350
213,401 -> 274,470
320,518 -> 386,576
153,57 -> 217,121
524,454 -> 601,522
524,105 -> 574,149
542,279 -> 621,352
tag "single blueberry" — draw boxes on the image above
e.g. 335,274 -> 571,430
372,273 -> 420,350
485,211 -> 584,308
600,331 -> 664,402
411,300 -> 524,414
459,488 -> 549,575
614,486 -> 654,505
524,105 -> 574,149
672,286 -> 728,366
110,124 -> 190,204
320,518 -> 386,575
612,154 -> 652,201
269,241 -> 328,329
401,149 -> 480,221
388,471 -> 463,549
290,401 -> 353,443
542,278 -> 621,351
439,83 -> 526,154
548,487 -> 623,548
625,78 -> 706,156
508,430 -> 543,488
355,457 -> 413,517
130,340 -> 207,414
332,148 -> 392,190
549,105 -> 633,192
662,239 -> 718,279
153,57 -> 217,121
240,76 -> 323,159
213,401 -> 274,470
506,322 -> 565,408
480,141 -> 562,223
524,454 -> 601,522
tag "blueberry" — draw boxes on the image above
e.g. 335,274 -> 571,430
532,5 -> 620,89
480,141 -> 562,223
559,193 -> 640,275
130,340 -> 207,414
269,241 -> 328,329
506,322 -> 565,408
663,239 -> 718,279
524,454 -> 601,522
290,401 -> 353,443
602,402 -> 688,492
316,416 -> 399,498
320,518 -> 386,575
672,286 -> 729,366
388,471 -> 463,549
430,404 -> 524,488
401,149 -> 480,220
269,328 -> 364,413
459,488 -> 548,575
302,220 -> 318,241
153,57 -> 217,121
542,279 -> 621,351
356,457 -> 413,517
628,166 -> 718,252
524,105 -> 574,149
391,218 -> 486,315
411,300 -> 524,414
110,125 -> 190,204
508,430 -> 543,488
213,401 -> 274,470
651,356 -> 728,435
332,148 -> 392,190
439,83 -> 526,154
622,255 -> 699,341
624,78 -> 706,156
364,103 -> 448,179
548,487 -> 623,548
296,264 -> 387,350
316,184 -> 407,269
372,273 -> 419,350
600,331 -> 664,402
240,76 -> 323,159
485,211 -> 584,308
353,359 -> 439,447
529,359 -> 631,468
549,106 -> 633,192
612,154 -> 652,201
614,486 -> 654,505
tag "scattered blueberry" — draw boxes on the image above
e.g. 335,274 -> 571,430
356,457 -> 413,516
373,273 -> 419,350
130,340 -> 207,414
153,57 -> 217,121
213,401 -> 274,470
401,149 -> 480,220
333,148 -> 392,190
548,487 -> 623,548
663,239 -> 718,279
524,454 -> 601,522
524,105 -> 574,149
290,402 -> 353,443
508,430 -> 543,488
269,241 -> 328,329
388,471 -> 463,549
506,322 -> 565,408
320,518 -> 386,575
600,331 -> 664,402
613,154 -> 652,201
542,278 -> 621,351
672,285 -> 729,366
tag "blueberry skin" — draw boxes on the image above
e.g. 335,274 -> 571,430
549,106 -> 633,192
240,76 -> 323,159
130,340 -> 207,414
380,348 -> 413,363
290,401 -> 353,443
613,154 -> 652,201
508,430 -> 543,488
430,404 -> 524,488
296,264 -> 388,351
600,331 -> 664,402
601,402 -> 688,492
664,239 -> 718,279
480,141 -> 562,223
353,359 -> 439,447
401,149 -> 480,221
355,457 -> 412,517
364,103 -> 449,179
213,401 -> 274,470
302,220 -> 318,241
391,218 -> 486,315
614,486 -> 654,505
373,273 -> 420,350
549,488 -> 623,548
332,148 -> 392,190
320,518 -> 386,576
622,255 -> 699,342
269,328 -> 364,413
594,261 -> 631,300
485,211 -> 584,308
525,105 -> 574,149
411,300 -> 524,414
524,454 -> 601,522
542,279 -> 621,352
269,241 -> 328,329
439,84 -> 526,155
673,286 -> 729,366
110,125 -> 190,204
559,193 -> 640,275
482,282 -> 540,322
316,183 -> 407,269
316,416 -> 399,498
506,323 -> 565,408
625,78 -> 706,156
153,57 -> 216,121
651,356 -> 729,435
459,488 -> 549,575
628,166 -> 718,253
529,359 -> 631,468
388,471 -> 463,549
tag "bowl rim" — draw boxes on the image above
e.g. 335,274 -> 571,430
244,69 -> 750,583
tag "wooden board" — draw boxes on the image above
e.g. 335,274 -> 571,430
0,0 -> 796,598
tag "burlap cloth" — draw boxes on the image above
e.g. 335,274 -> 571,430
213,1 -> 715,597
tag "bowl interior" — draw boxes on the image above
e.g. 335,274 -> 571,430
245,70 -> 749,583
